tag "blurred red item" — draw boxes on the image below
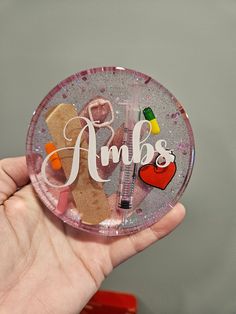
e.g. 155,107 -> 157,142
80,290 -> 137,314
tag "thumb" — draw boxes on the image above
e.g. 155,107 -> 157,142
110,203 -> 186,267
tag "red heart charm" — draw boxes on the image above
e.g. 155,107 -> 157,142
138,162 -> 176,190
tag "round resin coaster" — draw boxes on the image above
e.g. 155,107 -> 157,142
26,67 -> 195,236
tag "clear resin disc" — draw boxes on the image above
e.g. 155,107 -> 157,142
26,66 -> 194,236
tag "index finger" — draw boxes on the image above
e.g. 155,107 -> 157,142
0,157 -> 29,204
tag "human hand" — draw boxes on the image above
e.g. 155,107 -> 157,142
0,156 -> 185,314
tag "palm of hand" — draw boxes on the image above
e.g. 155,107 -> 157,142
0,157 -> 185,314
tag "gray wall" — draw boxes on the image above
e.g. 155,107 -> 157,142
1,1 -> 236,313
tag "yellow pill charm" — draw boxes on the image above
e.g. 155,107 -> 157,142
143,107 -> 160,134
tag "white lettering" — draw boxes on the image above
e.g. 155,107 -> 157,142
41,118 -> 175,187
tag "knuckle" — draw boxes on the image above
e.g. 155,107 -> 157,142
0,158 -> 14,178
150,225 -> 166,240
4,196 -> 26,212
0,191 -> 8,205
0,158 -> 10,170
128,234 -> 143,254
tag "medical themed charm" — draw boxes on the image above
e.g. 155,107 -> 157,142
26,67 -> 195,236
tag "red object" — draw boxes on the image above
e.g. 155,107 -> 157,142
139,162 -> 176,190
81,290 -> 137,314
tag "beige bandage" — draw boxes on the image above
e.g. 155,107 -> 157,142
45,103 -> 110,225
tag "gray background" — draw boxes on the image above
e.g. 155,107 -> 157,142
0,0 -> 236,313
